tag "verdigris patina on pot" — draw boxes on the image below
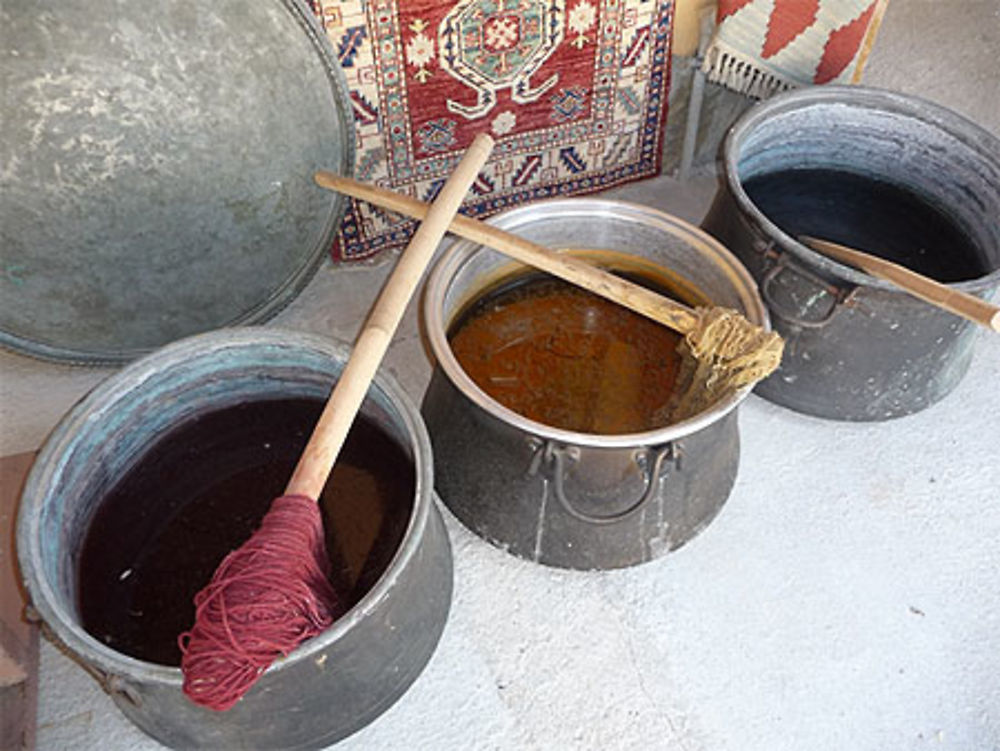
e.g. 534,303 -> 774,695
16,329 -> 450,749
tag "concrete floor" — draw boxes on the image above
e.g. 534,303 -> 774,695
4,0 -> 999,749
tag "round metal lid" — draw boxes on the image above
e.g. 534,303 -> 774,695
1,0 -> 355,363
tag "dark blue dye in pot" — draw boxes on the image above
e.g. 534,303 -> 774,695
742,168 -> 989,282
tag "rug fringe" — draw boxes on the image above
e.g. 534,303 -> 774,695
700,42 -> 799,99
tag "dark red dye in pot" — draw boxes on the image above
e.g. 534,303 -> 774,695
77,398 -> 413,666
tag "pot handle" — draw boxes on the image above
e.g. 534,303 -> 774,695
538,442 -> 673,526
760,254 -> 857,329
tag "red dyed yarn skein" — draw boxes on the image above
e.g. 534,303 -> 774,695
178,495 -> 337,711
178,134 -> 495,711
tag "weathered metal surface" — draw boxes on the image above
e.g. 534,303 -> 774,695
702,86 -> 1000,421
1,0 -> 354,363
421,199 -> 768,570
16,329 -> 450,749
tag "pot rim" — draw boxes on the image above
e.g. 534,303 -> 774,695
424,197 -> 771,449
719,84 -> 1000,294
16,327 -> 435,688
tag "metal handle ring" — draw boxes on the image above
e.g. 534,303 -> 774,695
760,256 -> 856,329
548,443 -> 673,526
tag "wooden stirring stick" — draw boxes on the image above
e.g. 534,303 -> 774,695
180,133 -> 494,712
315,170 -> 704,336
801,236 -> 1000,333
287,135 -> 494,497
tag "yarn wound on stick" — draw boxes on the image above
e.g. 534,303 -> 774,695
178,494 -> 339,711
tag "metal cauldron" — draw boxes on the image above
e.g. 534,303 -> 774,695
702,85 -> 1000,420
16,329 -> 451,749
421,199 -> 769,570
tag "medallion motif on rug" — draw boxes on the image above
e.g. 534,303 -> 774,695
312,0 -> 675,261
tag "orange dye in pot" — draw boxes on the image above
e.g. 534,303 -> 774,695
448,271 -> 687,435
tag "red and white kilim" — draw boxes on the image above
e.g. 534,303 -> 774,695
702,0 -> 888,98
311,0 -> 674,262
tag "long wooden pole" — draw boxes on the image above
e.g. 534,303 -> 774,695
802,236 -> 1000,332
285,134 -> 495,499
